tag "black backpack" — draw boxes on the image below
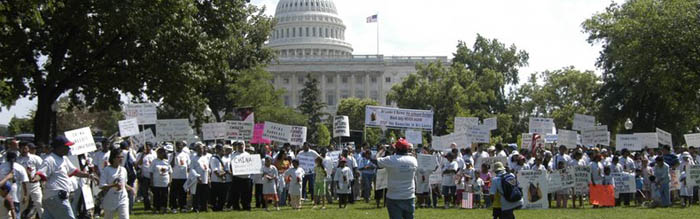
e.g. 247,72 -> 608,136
500,173 -> 523,202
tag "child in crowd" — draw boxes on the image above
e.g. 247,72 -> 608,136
313,157 -> 327,210
150,148 -> 172,214
262,157 -> 280,211
644,175 -> 661,208
473,173 -> 484,209
284,160 -> 305,210
635,169 -> 644,206
479,163 -> 492,208
415,167 -> 431,208
680,172 -> 691,207
441,153 -> 458,209
430,180 -> 441,208
335,158 -> 353,208
555,161 -> 568,208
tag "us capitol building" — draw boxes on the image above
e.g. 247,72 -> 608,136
266,0 -> 447,113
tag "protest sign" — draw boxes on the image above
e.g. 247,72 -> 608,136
549,168 -> 575,192
365,106 -> 434,130
406,129 -> 423,145
476,156 -> 508,172
482,117 -> 497,131
548,171 -> 563,193
612,172 -> 636,193
156,119 -> 194,142
545,134 -> 558,144
82,184 -> 95,210
429,171 -> 442,185
454,117 -> 479,134
572,114 -> 595,131
634,132 -> 659,149
432,133 -> 469,151
517,170 -> 549,209
289,126 -> 307,145
226,120 -> 254,141
333,116 -> 350,137
656,128 -> 673,147
466,126 -> 490,144
230,154 -> 262,175
202,122 -> 228,140
118,118 -> 139,137
582,125 -> 609,146
65,127 -> 97,155
615,134 -> 640,151
528,117 -> 555,134
687,165 -> 700,187
670,168 -> 681,191
327,151 -> 342,168
123,103 -> 157,125
297,153 -> 316,173
684,133 -> 700,147
250,123 -> 271,144
132,129 -> 155,146
417,154 -> 438,171
590,184 -> 615,207
557,129 -> 578,149
262,121 -> 291,143
376,169 -> 388,190
574,166 -> 591,194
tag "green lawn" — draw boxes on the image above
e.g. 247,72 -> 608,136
128,200 -> 700,219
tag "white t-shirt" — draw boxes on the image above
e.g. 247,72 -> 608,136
99,166 -> 129,210
0,162 -> 28,203
210,155 -> 227,183
192,155 -> 210,184
335,166 -> 354,194
150,159 -> 171,187
17,154 -> 43,193
170,151 -> 190,179
378,154 -> 418,200
137,151 -> 157,178
36,153 -> 79,198
284,167 -> 305,195
441,160 -> 458,186
92,151 -> 110,173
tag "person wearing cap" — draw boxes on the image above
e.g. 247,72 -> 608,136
490,161 -> 523,219
377,138 -> 417,219
334,157 -> 353,208
34,136 -> 98,219
18,141 -> 44,218
229,141 -> 253,211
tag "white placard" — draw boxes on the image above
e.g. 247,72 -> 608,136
545,134 -> 558,143
432,133 -> 469,151
376,169 -> 388,190
132,128 -> 156,146
118,118 -> 140,137
476,156 -> 509,172
202,122 -> 228,140
156,119 -> 194,142
65,127 -> 97,155
123,103 -> 157,125
333,116 -> 350,137
635,132 -> 659,149
612,172 -> 636,194
289,126 -> 307,145
583,125 -> 609,146
417,154 -> 438,171
226,120 -> 254,141
454,117 -> 479,133
574,166 -> 591,194
615,134 -> 640,151
684,133 -> 700,147
297,153 -> 316,173
528,117 -> 555,134
327,151 -> 342,168
572,114 -> 595,131
687,165 -> 700,187
82,184 -> 94,210
482,117 -> 498,131
656,128 -> 673,147
557,129 -> 578,149
262,121 -> 291,143
429,170 -> 442,185
405,129 -> 423,145
466,126 -> 490,144
230,154 -> 262,175
365,105 -> 434,130
517,170 -> 549,209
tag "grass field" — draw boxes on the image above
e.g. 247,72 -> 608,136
128,199 -> 700,219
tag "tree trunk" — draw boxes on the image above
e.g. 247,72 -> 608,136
34,95 -> 56,144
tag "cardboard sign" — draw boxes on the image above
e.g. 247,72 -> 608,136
230,154 -> 262,175
482,117 -> 498,131
406,129 -> 423,145
521,133 -> 544,150
226,120 -> 254,141
687,165 -> 700,187
656,128 -> 673,147
297,153 -> 316,173
466,126 -> 490,144
517,170 -> 549,209
634,132 -> 659,149
326,151 -> 342,168
529,117 -> 555,134
333,116 -> 350,137
156,119 -> 194,142
123,103 -> 157,125
612,172 -> 635,193
572,114 -> 595,131
65,127 -> 97,155
615,134 -> 640,151
118,118 -> 140,137
202,122 -> 228,140
289,126 -> 307,145
557,129 -> 578,149
549,168 -> 575,193
417,154 -> 438,171
376,168 -> 388,190
132,128 -> 156,146
684,133 -> 700,147
574,166 -> 591,194
262,121 -> 291,143
365,105 -> 434,130
454,117 -> 479,134
429,170 -> 442,185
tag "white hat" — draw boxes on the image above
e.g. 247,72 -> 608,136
164,144 -> 174,152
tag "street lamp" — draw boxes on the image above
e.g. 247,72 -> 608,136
624,118 -> 633,131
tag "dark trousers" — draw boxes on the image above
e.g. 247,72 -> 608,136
493,208 -> 515,219
138,177 -> 152,210
338,194 -> 351,208
255,184 -> 265,208
169,179 -> 187,210
194,183 -> 210,212
152,186 -> 169,211
616,193 -> 632,206
302,174 -> 315,199
211,182 -> 229,211
226,181 -> 235,208
230,177 -> 253,210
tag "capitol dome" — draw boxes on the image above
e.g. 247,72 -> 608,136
268,0 -> 353,58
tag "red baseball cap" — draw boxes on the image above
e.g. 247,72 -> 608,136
393,138 -> 412,150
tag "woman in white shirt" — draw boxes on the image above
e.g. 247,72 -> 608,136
99,149 -> 134,219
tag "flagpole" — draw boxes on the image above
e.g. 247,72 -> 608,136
376,12 -> 379,55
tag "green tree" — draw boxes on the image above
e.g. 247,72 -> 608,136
336,98 -> 382,146
316,124 -> 331,146
583,0 -> 700,143
298,74 -> 326,144
55,97 -> 124,135
8,116 -> 33,136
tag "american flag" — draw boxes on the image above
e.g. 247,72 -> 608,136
461,192 -> 474,209
366,14 -> 378,23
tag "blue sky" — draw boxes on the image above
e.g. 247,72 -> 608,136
0,0 -> 622,125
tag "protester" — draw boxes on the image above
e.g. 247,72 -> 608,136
18,142 -> 43,218
335,158 -> 353,208
490,162 -> 523,219
210,144 -> 229,212
284,159 -> 304,210
169,141 -> 189,213
441,153 -> 458,209
99,149 -> 134,219
230,141 -> 253,211
377,138 -> 418,219
313,157 -> 328,209
653,156 -> 671,207
135,142 -> 156,212
262,157 -> 279,211
150,148 -> 171,214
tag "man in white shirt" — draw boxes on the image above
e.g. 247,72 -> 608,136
297,143 -> 320,200
229,141 -> 253,211
169,141 -> 190,213
191,143 -> 211,212
551,145 -> 572,170
378,138 -> 417,219
136,142 -> 156,211
18,142 -> 44,218
210,145 -> 229,211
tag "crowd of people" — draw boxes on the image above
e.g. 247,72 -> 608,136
0,134 -> 698,219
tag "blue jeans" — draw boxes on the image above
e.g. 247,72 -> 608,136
302,173 -> 315,199
361,173 -> 375,201
42,196 -> 75,219
386,198 -> 414,219
278,188 -> 288,206
660,182 -> 671,207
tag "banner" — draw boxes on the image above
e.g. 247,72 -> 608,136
365,106 -> 434,130
118,118 -> 140,137
590,184 -> 615,207
123,103 -> 157,125
671,168 -> 681,191
432,133 -> 469,151
132,128 -> 156,146
417,154 -> 438,171
557,129 -> 578,149
156,119 -> 194,142
202,122 -> 228,140
572,114 -> 595,131
226,120 -> 254,141
376,169 -> 388,190
656,128 -> 673,147
574,166 -> 591,194
297,153 -> 316,173
528,117 -> 555,134
65,127 -> 97,155
615,134 -> 640,151
517,170 -> 549,209
684,133 -> 700,147
406,129 -> 423,145
454,117 -> 479,134
634,132 -> 659,149
289,126 -> 307,145
612,172 -> 635,193
250,123 -> 271,144
333,116 -> 350,137
466,126 -> 490,144
230,154 -> 262,175
262,121 -> 291,143
687,165 -> 700,187
482,117 -> 498,131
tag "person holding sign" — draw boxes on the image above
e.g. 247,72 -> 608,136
312,157 -> 328,209
298,143 -> 321,201
34,136 -> 98,219
229,141 -> 253,211
441,153 -> 459,209
99,149 -> 135,219
377,138 -> 417,219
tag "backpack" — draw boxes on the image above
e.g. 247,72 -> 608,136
500,173 -> 523,202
